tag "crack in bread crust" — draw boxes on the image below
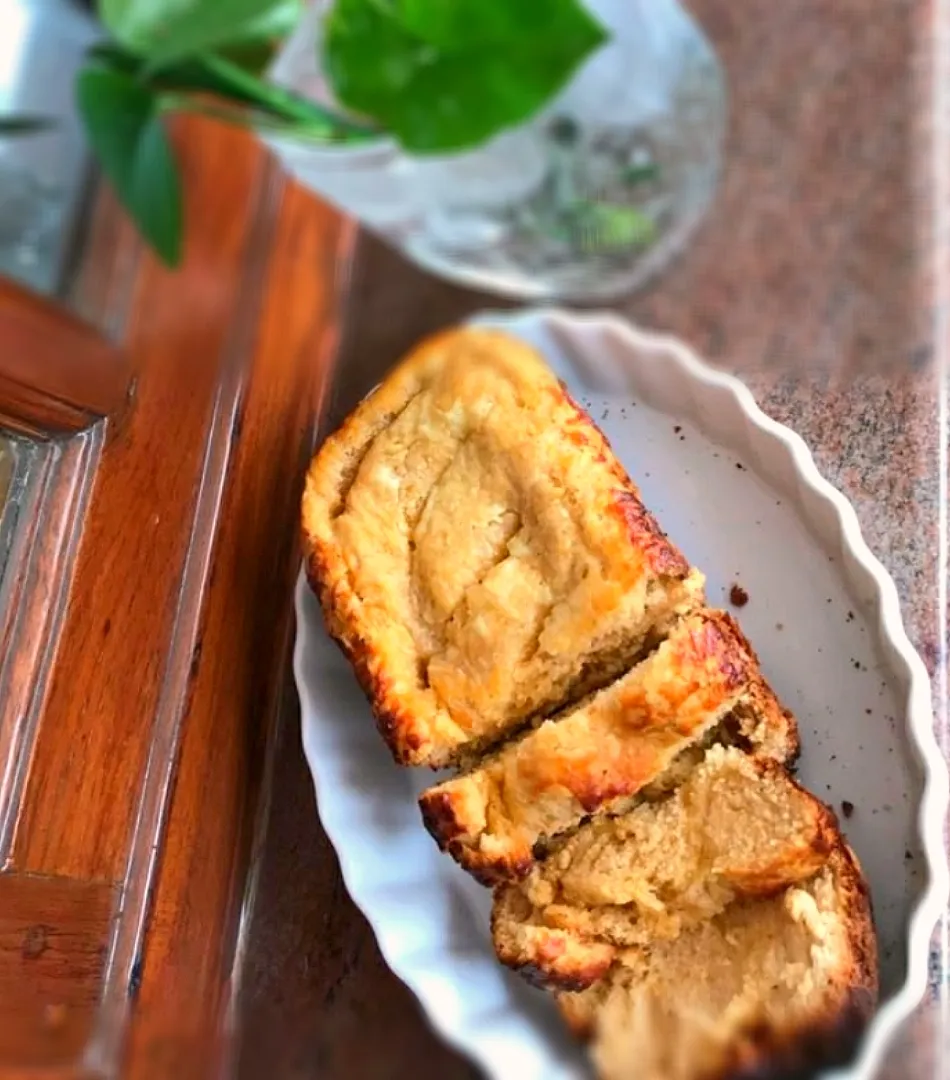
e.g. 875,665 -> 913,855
419,610 -> 799,883
302,328 -> 700,766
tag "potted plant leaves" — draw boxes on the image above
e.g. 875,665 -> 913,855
77,0 -> 726,300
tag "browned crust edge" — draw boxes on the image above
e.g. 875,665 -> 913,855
305,550 -> 435,765
419,610 -> 802,884
721,612 -> 801,769
490,917 -> 616,993
557,844 -> 878,1079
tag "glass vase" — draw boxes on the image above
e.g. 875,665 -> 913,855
266,0 -> 727,301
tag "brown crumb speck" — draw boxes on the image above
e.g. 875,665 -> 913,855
673,425 -> 682,434
728,584 -> 749,608
841,800 -> 854,818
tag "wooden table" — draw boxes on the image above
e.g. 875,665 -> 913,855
0,2 -> 944,1077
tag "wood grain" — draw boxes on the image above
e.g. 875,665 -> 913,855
122,180 -> 351,1080
0,115 -> 353,1077
0,873 -> 116,1070
0,279 -> 127,436
8,119 -> 268,883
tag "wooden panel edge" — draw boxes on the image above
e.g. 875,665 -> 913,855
0,282 -> 128,434
121,188 -> 353,1080
0,429 -> 104,861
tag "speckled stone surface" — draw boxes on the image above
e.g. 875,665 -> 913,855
236,1 -> 948,1077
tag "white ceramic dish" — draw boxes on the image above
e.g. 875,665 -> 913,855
293,308 -> 948,1080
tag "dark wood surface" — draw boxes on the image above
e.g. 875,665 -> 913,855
0,874 -> 117,1069
0,277 -> 127,435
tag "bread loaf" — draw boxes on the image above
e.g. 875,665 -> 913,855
301,329 -> 878,1079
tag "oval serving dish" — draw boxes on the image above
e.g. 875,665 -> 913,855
294,308 -> 948,1080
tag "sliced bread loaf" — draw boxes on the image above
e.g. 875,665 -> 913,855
302,328 -> 702,767
420,611 -> 798,884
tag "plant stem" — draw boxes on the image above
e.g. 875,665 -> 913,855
157,92 -> 358,143
194,54 -> 378,139
88,42 -> 379,144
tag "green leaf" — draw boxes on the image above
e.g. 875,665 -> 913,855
99,0 -> 301,68
76,65 -> 183,266
0,114 -> 56,136
88,43 -> 377,141
325,0 -> 608,153
389,1 -> 541,48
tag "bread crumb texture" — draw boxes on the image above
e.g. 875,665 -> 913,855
491,745 -> 840,987
558,847 -> 876,1080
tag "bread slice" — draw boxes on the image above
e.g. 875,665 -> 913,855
302,328 -> 702,767
491,745 -> 839,990
556,845 -> 877,1080
419,611 -> 798,884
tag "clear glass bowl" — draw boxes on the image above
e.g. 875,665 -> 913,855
266,0 -> 727,301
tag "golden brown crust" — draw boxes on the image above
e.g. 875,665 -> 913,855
491,919 -> 616,992
609,490 -> 690,578
302,328 -> 699,767
419,610 -> 799,884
